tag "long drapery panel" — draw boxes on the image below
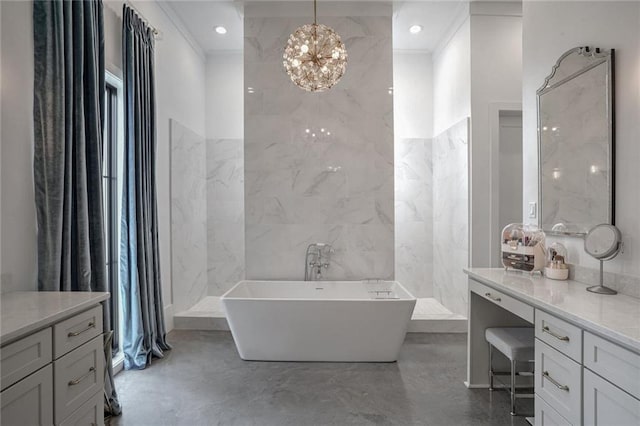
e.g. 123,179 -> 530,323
120,4 -> 171,370
32,0 -> 120,415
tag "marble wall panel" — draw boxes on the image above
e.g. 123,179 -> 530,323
395,138 -> 433,298
433,119 -> 469,316
207,138 -> 246,295
244,11 -> 394,281
170,120 -> 207,312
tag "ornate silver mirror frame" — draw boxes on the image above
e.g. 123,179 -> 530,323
537,46 -> 615,236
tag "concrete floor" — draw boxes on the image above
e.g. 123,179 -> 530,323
109,331 -> 530,426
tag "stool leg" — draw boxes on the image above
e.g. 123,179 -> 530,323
510,359 -> 516,416
488,343 -> 494,391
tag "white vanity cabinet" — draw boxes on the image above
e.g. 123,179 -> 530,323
0,292 -> 109,426
1,364 -> 54,425
532,311 -> 640,426
582,332 -> 640,426
583,369 -> 640,425
534,311 -> 582,425
464,268 -> 640,426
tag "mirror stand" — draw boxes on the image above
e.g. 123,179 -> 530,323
584,224 -> 622,295
587,260 -> 618,295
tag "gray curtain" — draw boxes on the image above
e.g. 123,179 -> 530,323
33,0 -> 120,416
120,5 -> 171,370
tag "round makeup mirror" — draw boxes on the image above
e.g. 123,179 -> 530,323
584,224 -> 622,295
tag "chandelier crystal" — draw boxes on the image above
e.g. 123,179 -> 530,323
282,0 -> 347,92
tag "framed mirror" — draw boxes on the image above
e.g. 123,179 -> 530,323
537,46 -> 615,236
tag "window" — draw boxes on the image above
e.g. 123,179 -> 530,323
103,72 -> 124,365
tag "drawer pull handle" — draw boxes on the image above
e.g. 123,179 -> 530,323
542,326 -> 570,342
68,321 -> 96,337
542,371 -> 569,392
484,292 -> 501,302
68,367 -> 96,386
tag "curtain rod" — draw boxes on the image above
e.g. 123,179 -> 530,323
125,1 -> 160,37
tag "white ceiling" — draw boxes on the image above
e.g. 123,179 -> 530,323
393,2 -> 464,51
165,1 -> 245,53
165,1 -> 465,55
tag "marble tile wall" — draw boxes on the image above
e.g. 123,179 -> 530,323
432,118 -> 469,316
395,138 -> 433,297
170,120 -> 207,313
244,11 -> 394,281
207,139 -> 245,295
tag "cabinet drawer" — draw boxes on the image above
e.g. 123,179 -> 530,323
54,305 -> 102,359
584,331 -> 640,400
469,280 -> 534,322
59,390 -> 104,426
54,336 -> 104,424
1,328 -> 52,391
535,310 -> 582,362
535,394 -> 572,426
0,364 -> 53,426
584,368 -> 640,426
535,340 -> 582,426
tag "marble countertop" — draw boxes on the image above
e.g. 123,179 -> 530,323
464,268 -> 640,353
0,291 -> 109,345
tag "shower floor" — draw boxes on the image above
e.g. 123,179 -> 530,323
174,296 -> 466,333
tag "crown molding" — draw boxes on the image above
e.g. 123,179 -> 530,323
469,1 -> 522,17
393,49 -> 432,56
206,49 -> 244,61
154,1 -> 206,61
432,2 -> 470,59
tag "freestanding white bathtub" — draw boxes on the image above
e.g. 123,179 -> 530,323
221,280 -> 416,362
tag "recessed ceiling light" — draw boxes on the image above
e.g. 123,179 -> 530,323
215,26 -> 227,35
409,25 -> 422,34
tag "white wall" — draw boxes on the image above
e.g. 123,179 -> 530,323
0,0 -> 2,284
428,2 -> 521,314
469,5 -> 522,267
498,112 -> 523,240
205,52 -> 243,139
0,1 -> 207,326
494,111 -> 523,267
522,1 -> 640,278
1,1 -> 36,293
393,51 -> 433,139
393,51 -> 434,298
433,17 -> 471,137
205,52 -> 245,297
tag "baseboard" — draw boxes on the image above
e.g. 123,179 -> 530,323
112,354 -> 125,376
464,381 -> 490,389
164,304 -> 175,333
174,314 -> 230,331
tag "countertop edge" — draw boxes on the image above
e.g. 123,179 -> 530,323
0,292 -> 110,346
464,268 -> 640,354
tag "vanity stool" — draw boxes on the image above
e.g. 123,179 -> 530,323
485,327 -> 535,416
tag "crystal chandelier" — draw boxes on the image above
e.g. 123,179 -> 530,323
282,0 -> 348,92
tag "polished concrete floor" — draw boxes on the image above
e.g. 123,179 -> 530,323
110,331 -> 530,426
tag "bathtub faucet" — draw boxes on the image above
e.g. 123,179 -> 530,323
304,243 -> 333,281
